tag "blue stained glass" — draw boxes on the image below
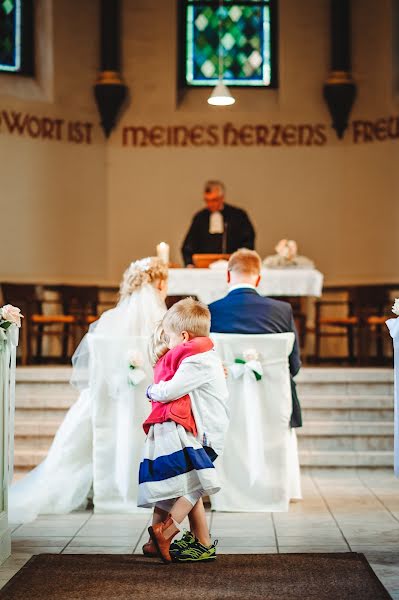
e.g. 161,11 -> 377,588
0,0 -> 21,72
186,1 -> 272,86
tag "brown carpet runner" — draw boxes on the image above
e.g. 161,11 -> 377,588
0,552 -> 392,600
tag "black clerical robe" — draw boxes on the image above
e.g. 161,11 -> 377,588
181,203 -> 255,266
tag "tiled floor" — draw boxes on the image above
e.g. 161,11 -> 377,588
3,469 -> 399,598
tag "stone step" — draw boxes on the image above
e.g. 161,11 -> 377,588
302,409 -> 393,421
14,420 -> 61,436
14,449 -> 47,468
298,421 -> 393,436
299,450 -> 393,467
15,409 -> 70,420
297,420 -> 393,452
15,394 -> 77,410
300,395 -> 393,408
301,395 -> 393,422
12,366 -> 395,469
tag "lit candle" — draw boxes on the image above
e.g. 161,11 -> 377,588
156,242 -> 170,265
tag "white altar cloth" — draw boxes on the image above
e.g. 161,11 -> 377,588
168,268 -> 323,304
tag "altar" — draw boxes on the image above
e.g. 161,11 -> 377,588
168,267 -> 324,304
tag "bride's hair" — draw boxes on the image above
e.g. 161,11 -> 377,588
149,321 -> 169,366
119,257 -> 168,300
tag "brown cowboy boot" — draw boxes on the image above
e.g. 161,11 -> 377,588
142,538 -> 158,557
148,515 -> 178,564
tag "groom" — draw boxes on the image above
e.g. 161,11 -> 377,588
209,249 -> 302,427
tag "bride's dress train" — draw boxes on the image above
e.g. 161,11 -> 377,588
9,284 -> 165,523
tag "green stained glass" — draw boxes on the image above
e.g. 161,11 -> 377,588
186,1 -> 272,86
0,0 -> 20,71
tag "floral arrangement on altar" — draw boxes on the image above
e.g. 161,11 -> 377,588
127,350 -> 146,386
263,239 -> 315,269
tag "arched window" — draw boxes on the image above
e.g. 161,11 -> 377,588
182,0 -> 277,88
0,0 -> 34,75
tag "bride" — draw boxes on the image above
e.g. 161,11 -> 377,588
9,257 -> 168,522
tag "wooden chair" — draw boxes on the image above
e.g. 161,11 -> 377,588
314,285 -> 391,365
166,295 -> 199,309
1,283 -> 81,364
1,283 -> 38,365
350,285 -> 392,365
272,296 -> 307,349
55,285 -> 99,358
314,296 -> 357,363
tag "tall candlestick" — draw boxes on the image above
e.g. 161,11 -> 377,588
157,242 -> 170,265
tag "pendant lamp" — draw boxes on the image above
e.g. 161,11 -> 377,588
207,0 -> 235,106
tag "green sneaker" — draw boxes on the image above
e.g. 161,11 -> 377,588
173,539 -> 218,562
170,530 -> 196,557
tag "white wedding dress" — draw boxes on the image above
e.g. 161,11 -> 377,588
9,284 -> 166,523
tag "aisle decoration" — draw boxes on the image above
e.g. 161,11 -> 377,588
0,305 -> 23,350
386,299 -> 399,477
263,239 -> 315,268
229,348 -> 263,381
127,350 -> 146,387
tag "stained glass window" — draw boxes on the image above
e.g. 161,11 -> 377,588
0,0 -> 34,75
184,0 -> 276,87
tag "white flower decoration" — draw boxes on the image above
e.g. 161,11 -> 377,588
243,348 -> 259,362
275,239 -> 298,261
128,350 -> 144,369
0,304 -> 24,327
131,258 -> 152,273
392,299 -> 399,316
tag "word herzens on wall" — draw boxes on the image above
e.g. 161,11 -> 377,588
0,110 -> 93,144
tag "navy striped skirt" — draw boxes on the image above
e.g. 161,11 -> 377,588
137,421 -> 220,509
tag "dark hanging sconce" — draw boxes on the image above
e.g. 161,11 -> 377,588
323,0 -> 357,139
94,0 -> 128,137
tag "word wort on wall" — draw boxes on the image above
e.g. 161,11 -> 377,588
0,110 -> 94,144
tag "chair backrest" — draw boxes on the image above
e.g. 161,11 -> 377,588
88,334 -> 153,511
211,332 -> 295,367
1,283 -> 42,315
349,285 -> 390,314
211,332 -> 295,426
209,332 -> 296,511
58,285 -> 99,315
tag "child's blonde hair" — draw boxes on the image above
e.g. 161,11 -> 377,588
148,298 -> 210,366
163,297 -> 210,339
149,321 -> 169,366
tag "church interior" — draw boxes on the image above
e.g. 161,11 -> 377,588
0,0 -> 399,598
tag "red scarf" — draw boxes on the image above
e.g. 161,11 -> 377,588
142,337 -> 214,435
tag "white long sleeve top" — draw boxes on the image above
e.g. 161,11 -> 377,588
148,349 -> 229,456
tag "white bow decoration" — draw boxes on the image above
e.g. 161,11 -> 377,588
228,348 -> 263,381
229,359 -> 263,381
127,349 -> 146,387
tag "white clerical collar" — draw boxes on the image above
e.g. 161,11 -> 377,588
209,211 -> 224,234
228,284 -> 259,293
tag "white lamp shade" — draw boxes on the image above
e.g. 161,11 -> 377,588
207,82 -> 236,106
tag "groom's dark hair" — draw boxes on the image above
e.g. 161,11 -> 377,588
228,249 -> 262,275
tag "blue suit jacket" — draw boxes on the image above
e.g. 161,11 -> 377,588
209,287 -> 301,376
209,287 -> 302,427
